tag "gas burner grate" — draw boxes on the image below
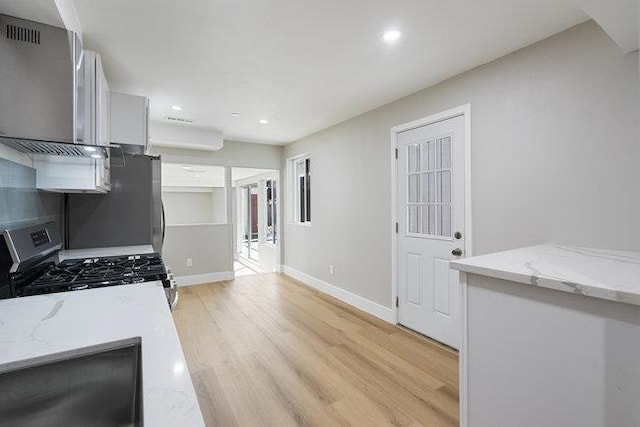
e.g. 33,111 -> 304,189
13,253 -> 167,297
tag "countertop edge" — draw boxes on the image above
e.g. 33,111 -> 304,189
450,248 -> 640,306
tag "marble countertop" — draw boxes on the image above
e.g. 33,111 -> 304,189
450,244 -> 640,306
58,245 -> 155,260
0,282 -> 204,426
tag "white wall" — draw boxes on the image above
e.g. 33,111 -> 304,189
282,21 -> 640,308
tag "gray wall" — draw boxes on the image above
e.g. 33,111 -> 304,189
282,21 -> 640,308
154,139 -> 282,280
151,139 -> 283,169
162,189 -> 226,225
0,157 -> 63,232
163,224 -> 233,276
210,188 -> 226,224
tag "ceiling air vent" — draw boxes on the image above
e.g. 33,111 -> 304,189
5,24 -> 41,45
165,116 -> 196,124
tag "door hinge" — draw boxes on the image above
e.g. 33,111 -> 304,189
395,222 -> 399,234
396,296 -> 399,307
395,148 -> 398,159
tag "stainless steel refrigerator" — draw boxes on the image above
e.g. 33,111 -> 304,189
65,151 -> 164,252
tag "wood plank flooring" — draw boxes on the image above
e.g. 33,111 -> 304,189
172,273 -> 459,426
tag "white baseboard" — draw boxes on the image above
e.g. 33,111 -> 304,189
283,265 -> 395,324
273,265 -> 284,273
176,271 -> 234,286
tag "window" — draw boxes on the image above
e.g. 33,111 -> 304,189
266,179 -> 277,244
292,156 -> 311,223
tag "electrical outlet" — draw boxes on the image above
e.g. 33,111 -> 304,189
186,258 -> 193,268
329,264 -> 334,275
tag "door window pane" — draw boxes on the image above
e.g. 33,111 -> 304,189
408,144 -> 420,173
420,205 -> 430,235
441,171 -> 451,203
420,140 -> 433,172
441,204 -> 451,238
404,133 -> 453,238
408,174 -> 419,203
408,206 -> 419,233
427,140 -> 436,171
420,173 -> 430,203
440,137 -> 451,169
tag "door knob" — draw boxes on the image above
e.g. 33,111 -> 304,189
452,248 -> 463,256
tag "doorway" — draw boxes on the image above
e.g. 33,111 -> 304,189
391,105 -> 471,350
233,168 -> 279,273
239,184 -> 259,261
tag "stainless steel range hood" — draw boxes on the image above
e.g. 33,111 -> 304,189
0,14 -> 105,158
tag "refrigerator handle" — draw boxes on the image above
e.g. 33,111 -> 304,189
161,202 -> 166,248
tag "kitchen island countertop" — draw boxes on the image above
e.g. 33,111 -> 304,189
450,244 -> 640,306
0,282 -> 204,426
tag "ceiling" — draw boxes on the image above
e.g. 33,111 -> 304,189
162,163 -> 274,188
72,1 -> 588,145
0,0 -> 63,29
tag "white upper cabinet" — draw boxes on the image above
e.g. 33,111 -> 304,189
34,50 -> 111,193
110,91 -> 149,149
95,54 -> 110,147
83,51 -> 110,147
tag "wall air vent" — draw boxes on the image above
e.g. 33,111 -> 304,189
164,116 -> 196,124
5,24 -> 41,44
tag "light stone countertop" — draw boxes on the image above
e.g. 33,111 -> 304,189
0,282 -> 205,426
450,244 -> 640,306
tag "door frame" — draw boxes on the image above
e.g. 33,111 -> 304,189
390,104 -> 472,426
234,170 -> 281,271
390,103 -> 472,321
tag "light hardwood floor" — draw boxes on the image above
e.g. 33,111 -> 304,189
172,273 -> 459,426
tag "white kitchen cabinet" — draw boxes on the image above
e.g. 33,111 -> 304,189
34,50 -> 111,193
34,156 -> 110,193
110,91 -> 149,149
85,51 -> 110,147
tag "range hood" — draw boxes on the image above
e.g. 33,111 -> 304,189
0,14 -> 107,159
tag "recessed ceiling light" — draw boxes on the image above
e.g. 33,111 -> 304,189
171,105 -> 182,111
194,174 -> 201,178
259,119 -> 269,124
383,29 -> 402,43
231,112 -> 240,117
90,154 -> 102,159
181,165 -> 193,170
83,146 -> 97,152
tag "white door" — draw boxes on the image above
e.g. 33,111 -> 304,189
397,115 -> 465,349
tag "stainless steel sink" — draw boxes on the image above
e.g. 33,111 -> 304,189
0,337 -> 143,427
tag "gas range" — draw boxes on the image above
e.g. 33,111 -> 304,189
0,222 -> 178,309
18,253 -> 168,297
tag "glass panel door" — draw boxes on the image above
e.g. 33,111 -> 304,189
239,186 -> 249,258
240,184 -> 260,261
248,185 -> 259,261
